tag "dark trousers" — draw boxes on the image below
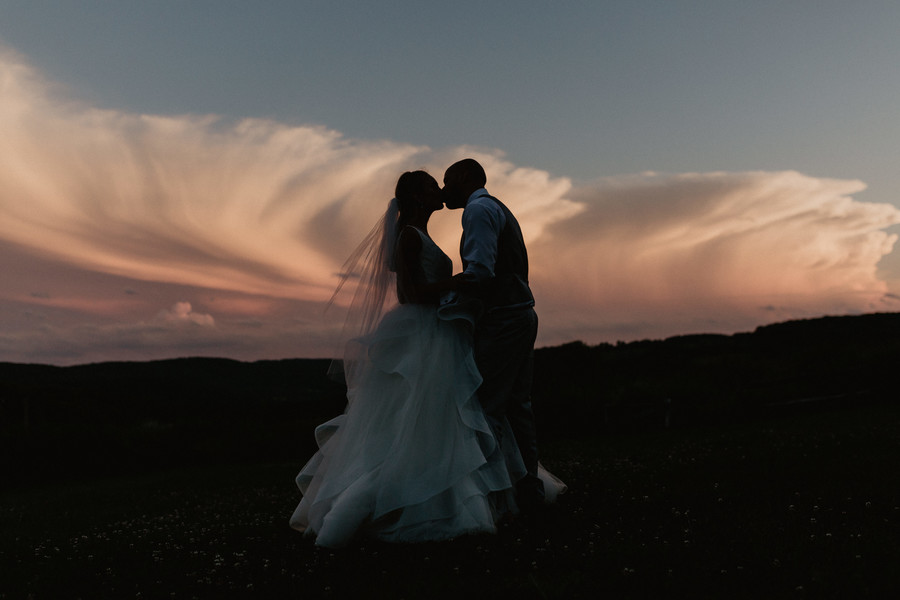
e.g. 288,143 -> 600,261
474,307 -> 544,504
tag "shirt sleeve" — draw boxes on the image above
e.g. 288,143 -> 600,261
461,199 -> 505,282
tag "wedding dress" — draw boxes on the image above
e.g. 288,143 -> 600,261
290,226 -> 564,548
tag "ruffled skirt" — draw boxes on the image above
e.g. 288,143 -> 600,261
289,303 -> 526,548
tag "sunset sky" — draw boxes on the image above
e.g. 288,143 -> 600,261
2,1 -> 900,365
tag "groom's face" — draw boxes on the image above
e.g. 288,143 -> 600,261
442,169 -> 467,210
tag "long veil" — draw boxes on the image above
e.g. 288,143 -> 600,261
326,198 -> 401,380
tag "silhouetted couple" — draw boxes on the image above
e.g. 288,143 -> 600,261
290,159 -> 565,547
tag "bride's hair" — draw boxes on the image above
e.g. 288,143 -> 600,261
394,170 -> 436,232
395,169 -> 435,200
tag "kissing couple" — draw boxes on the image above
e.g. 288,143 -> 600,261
290,158 -> 566,548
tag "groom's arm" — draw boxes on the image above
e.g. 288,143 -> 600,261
460,200 -> 504,283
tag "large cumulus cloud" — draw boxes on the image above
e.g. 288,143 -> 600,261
532,171 -> 900,344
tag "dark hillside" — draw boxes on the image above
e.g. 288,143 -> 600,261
533,312 -> 900,434
1,357 -> 345,426
0,358 -> 346,486
3,314 -> 900,597
2,312 -> 899,488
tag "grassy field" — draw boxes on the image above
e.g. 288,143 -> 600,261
2,402 -> 899,599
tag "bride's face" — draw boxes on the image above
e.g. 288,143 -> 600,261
419,179 -> 444,215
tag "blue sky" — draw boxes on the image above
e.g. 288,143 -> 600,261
2,1 -> 900,363
3,1 -> 898,190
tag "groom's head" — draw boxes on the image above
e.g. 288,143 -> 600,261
442,159 -> 486,210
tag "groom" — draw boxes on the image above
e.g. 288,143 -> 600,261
441,158 -> 545,510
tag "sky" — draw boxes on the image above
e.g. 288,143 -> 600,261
2,1 -> 900,365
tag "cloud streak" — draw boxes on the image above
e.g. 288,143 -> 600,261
1,46 -> 899,363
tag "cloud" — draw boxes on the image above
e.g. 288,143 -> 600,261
156,302 -> 215,327
1,46 -> 899,363
531,171 -> 900,343
0,47 -> 576,306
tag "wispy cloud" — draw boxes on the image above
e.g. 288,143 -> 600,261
1,46 -> 899,363
0,47 -> 575,304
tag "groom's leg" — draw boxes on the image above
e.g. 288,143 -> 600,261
504,309 -> 543,507
474,308 -> 543,505
505,330 -> 544,506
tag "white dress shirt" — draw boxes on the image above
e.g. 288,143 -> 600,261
461,188 -> 506,283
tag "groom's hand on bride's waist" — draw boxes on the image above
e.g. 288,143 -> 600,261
451,272 -> 478,291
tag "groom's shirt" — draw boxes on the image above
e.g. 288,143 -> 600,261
461,188 -> 534,311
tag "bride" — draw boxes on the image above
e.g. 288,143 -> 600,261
289,170 -> 564,548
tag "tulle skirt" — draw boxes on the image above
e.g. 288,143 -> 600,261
289,303 -> 527,548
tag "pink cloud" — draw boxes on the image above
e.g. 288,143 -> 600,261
156,302 -> 215,327
531,171 -> 900,344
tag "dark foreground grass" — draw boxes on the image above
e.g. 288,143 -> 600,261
2,403 -> 899,599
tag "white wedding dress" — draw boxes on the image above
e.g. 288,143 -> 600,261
289,228 -> 564,548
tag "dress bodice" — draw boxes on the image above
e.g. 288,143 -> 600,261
411,227 -> 452,284
396,227 -> 452,305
